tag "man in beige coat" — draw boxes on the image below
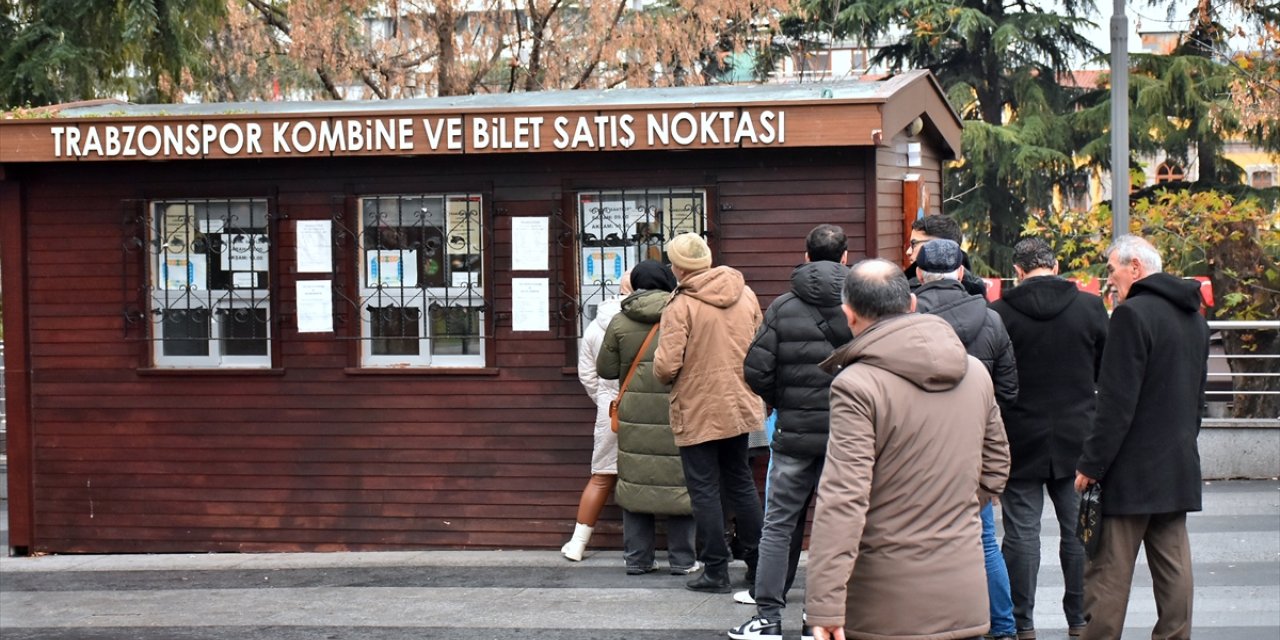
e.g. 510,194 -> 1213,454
654,232 -> 766,594
805,259 -> 1010,640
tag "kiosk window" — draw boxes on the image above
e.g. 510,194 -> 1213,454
148,199 -> 272,368
575,188 -> 707,336
358,194 -> 485,367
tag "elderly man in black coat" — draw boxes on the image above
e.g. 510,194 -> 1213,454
990,238 -> 1109,640
1075,235 -> 1209,640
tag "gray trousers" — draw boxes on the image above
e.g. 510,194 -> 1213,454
1001,476 -> 1087,631
622,509 -> 697,571
1080,512 -> 1193,640
755,450 -> 823,621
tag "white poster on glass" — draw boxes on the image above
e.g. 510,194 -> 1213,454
296,280 -> 334,333
221,233 -> 271,272
162,254 -> 206,290
366,250 -> 418,288
581,247 -> 627,285
579,196 -> 648,241
296,220 -> 332,273
512,277 -> 549,332
511,217 -> 549,271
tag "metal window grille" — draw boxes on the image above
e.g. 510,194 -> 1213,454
148,199 -> 272,368
355,193 -> 486,367
575,188 -> 706,336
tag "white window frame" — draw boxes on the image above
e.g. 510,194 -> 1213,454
358,194 -> 486,368
148,199 -> 272,369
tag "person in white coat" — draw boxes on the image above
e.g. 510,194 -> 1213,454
561,272 -> 632,561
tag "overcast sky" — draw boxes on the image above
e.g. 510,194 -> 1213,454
1074,0 -> 1252,67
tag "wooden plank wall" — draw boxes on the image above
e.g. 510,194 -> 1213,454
874,130 -> 946,265
13,146 -> 870,553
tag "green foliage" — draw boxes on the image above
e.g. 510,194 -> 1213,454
0,0 -> 226,108
1025,189 -> 1280,321
792,0 -> 1101,270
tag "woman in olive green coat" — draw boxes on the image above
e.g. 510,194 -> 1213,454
597,260 -> 698,575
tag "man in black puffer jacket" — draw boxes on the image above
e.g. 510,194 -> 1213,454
915,239 -> 1018,405
732,225 -> 852,640
914,238 -> 1019,640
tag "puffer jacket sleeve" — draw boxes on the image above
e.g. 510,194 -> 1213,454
804,373 -> 877,629
985,309 -> 1019,407
579,323 -> 605,401
743,300 -> 783,406
596,315 -> 624,381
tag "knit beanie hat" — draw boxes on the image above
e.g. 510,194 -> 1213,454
666,233 -> 712,272
629,259 -> 678,292
916,238 -> 964,274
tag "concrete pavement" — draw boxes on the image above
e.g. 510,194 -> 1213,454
1,480 -> 1277,639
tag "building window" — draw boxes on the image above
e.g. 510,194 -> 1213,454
149,199 -> 272,368
575,188 -> 707,335
794,51 -> 832,80
1155,162 -> 1184,183
359,194 -> 485,367
1251,170 -> 1274,189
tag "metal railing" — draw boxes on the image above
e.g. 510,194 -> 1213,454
1205,321 -> 1280,420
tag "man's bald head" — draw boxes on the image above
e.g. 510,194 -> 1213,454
842,258 -> 912,322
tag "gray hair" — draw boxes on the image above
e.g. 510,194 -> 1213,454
918,269 -> 959,284
1107,235 -> 1162,273
842,259 -> 912,321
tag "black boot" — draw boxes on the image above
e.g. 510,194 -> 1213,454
686,569 -> 732,593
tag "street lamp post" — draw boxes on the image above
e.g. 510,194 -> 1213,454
1110,0 -> 1130,238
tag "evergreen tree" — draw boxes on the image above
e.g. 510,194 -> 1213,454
0,0 -> 226,108
794,0 -> 1100,270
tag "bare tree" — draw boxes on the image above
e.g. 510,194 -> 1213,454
199,0 -> 793,101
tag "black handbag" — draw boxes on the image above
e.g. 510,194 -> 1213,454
1077,483 -> 1103,557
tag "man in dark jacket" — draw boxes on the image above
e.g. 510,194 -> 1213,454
904,214 -> 987,296
1075,235 -> 1209,640
731,225 -> 852,640
990,237 -> 1108,640
915,238 -> 1018,640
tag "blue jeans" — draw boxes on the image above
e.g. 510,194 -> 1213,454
983,502 -> 1016,636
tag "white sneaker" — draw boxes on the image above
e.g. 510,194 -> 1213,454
671,560 -> 704,575
733,589 -> 756,605
728,616 -> 781,640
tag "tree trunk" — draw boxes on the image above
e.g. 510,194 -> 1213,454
435,5 -> 461,96
1207,219 -> 1280,419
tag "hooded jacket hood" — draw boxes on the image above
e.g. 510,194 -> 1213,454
676,265 -> 747,309
914,279 -> 988,346
591,297 -> 622,332
1000,275 -> 1079,320
791,261 -> 849,307
620,289 -> 670,324
1128,272 -> 1203,312
822,313 -> 969,392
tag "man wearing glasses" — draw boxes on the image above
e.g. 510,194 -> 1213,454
904,214 -> 987,297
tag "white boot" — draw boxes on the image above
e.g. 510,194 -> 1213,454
560,522 -> 593,561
